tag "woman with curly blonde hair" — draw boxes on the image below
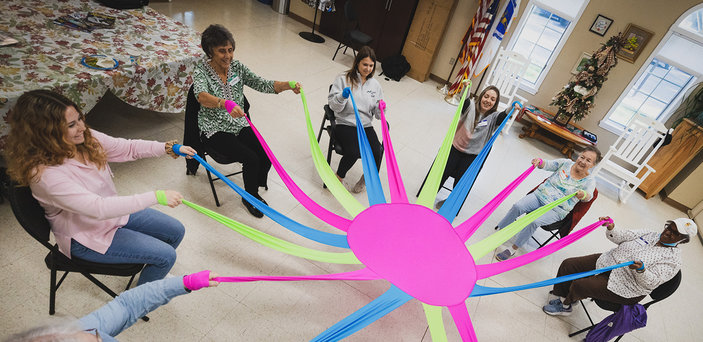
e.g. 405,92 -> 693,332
5,89 -> 196,286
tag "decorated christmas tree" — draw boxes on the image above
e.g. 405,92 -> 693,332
550,34 -> 626,126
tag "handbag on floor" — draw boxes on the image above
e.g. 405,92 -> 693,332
585,304 -> 647,342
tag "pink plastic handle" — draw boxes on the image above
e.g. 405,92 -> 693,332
224,100 -> 238,114
183,270 -> 211,291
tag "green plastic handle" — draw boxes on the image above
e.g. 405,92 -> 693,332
155,190 -> 168,206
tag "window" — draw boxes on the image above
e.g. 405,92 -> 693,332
601,5 -> 703,133
506,0 -> 589,94
607,59 -> 694,128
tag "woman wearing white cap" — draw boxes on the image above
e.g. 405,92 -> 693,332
542,217 -> 697,316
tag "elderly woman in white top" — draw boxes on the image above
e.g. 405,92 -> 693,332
328,45 -> 384,194
542,217 -> 697,316
495,146 -> 601,261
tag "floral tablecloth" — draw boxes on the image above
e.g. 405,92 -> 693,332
0,0 -> 203,148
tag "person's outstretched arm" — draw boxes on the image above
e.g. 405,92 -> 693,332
79,271 -> 217,337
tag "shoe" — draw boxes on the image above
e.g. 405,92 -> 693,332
542,302 -> 572,316
255,196 -> 268,206
242,198 -> 264,218
352,175 -> 365,194
495,248 -> 516,261
186,168 -> 197,176
548,298 -> 562,306
435,199 -> 446,210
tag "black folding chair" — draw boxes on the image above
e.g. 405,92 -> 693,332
184,85 -> 265,207
316,89 -> 386,188
8,184 -> 148,321
332,0 -> 373,61
568,270 -> 682,340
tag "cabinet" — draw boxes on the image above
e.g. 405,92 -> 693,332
638,119 -> 703,199
319,0 -> 419,61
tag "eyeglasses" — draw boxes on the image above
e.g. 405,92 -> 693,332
83,328 -> 101,341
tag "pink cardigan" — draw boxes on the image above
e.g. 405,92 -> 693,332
30,130 -> 167,258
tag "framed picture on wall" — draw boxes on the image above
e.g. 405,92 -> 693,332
617,24 -> 654,63
589,14 -> 613,36
571,52 -> 592,75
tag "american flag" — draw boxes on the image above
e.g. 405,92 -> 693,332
447,0 -> 498,97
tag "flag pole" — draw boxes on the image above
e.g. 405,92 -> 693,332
437,38 -> 469,96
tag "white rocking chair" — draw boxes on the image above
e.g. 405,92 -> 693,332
482,47 -> 529,134
591,118 -> 668,203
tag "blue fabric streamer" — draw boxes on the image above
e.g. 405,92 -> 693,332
347,89 -> 386,206
470,261 -> 634,297
173,145 -> 350,248
311,285 -> 412,341
438,102 -> 522,223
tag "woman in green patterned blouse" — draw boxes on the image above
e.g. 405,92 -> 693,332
192,24 -> 301,218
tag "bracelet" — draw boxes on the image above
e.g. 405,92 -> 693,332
165,140 -> 179,159
217,98 -> 222,109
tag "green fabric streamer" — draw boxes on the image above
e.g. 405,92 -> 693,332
467,193 -> 577,259
422,304 -> 448,342
298,88 -> 365,216
155,190 -> 167,206
416,81 -> 472,208
182,200 -> 361,264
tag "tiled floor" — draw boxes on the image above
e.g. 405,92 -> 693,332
2,1 -> 702,341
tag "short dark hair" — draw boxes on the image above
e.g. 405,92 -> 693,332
581,145 -> 602,163
201,24 -> 235,58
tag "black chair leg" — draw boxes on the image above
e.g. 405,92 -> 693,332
323,137 -> 335,189
568,300 -> 595,337
539,232 -> 560,248
532,230 -> 560,248
80,271 -> 149,322
125,274 -> 137,290
333,42 -> 343,60
49,268 -> 57,315
416,164 -> 432,197
205,168 -> 221,207
317,116 -> 327,142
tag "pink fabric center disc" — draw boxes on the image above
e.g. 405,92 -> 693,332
347,203 -> 476,306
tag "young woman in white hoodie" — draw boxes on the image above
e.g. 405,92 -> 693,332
328,46 -> 385,193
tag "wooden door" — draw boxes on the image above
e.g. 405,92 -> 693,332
373,0 -> 419,60
319,0 -> 418,61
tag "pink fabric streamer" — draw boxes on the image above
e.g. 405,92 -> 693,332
244,116 -> 351,231
448,303 -> 478,342
475,218 -> 612,279
378,100 -> 408,203
455,166 -> 535,241
213,268 -> 379,283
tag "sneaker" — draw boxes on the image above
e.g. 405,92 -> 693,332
435,199 -> 446,210
542,303 -> 572,316
548,298 -> 562,306
242,198 -> 264,218
495,248 -> 516,261
352,175 -> 365,194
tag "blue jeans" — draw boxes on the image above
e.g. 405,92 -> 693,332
71,208 -> 185,286
496,192 -> 562,248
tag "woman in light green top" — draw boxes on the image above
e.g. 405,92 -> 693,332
191,24 -> 301,218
